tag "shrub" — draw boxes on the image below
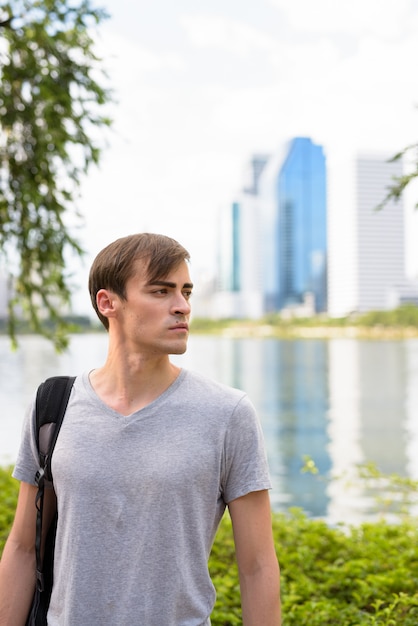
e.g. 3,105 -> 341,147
210,509 -> 418,625
0,467 -> 19,552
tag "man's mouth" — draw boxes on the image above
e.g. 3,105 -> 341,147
170,323 -> 189,331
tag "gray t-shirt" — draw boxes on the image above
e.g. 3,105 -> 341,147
14,369 -> 271,626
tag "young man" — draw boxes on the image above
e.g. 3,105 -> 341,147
0,233 -> 281,625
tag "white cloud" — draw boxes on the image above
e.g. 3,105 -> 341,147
97,28 -> 185,77
268,0 -> 415,38
180,14 -> 279,57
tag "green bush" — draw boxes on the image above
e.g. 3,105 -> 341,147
355,304 -> 418,328
0,467 -> 19,552
1,466 -> 417,625
210,510 -> 418,625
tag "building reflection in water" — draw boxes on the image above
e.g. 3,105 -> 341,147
191,337 -> 332,517
404,339 -> 418,516
179,336 -> 416,522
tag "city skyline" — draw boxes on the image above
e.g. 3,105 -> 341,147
214,140 -> 412,319
61,0 -> 418,314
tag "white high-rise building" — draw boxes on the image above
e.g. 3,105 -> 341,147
211,155 -> 268,319
328,153 -> 406,316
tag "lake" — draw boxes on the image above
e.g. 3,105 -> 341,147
1,333 -> 417,524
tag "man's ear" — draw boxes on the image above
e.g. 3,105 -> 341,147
96,289 -> 118,320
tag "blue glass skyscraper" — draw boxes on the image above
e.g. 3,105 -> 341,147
277,137 -> 327,312
216,140 -> 327,318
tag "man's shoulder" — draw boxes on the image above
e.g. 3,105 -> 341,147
181,368 -> 247,401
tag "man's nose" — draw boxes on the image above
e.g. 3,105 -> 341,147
173,293 -> 191,315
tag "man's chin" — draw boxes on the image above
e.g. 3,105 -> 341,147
170,343 -> 188,355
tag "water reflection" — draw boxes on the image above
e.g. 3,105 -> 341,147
1,334 -> 417,523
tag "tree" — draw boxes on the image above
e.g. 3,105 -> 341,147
0,0 -> 112,350
377,141 -> 418,211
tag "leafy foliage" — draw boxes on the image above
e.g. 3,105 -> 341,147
302,456 -> 418,519
209,509 -> 418,626
376,141 -> 418,211
0,0 -> 112,350
356,304 -> 418,328
0,467 -> 19,550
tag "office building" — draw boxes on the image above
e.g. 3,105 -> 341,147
212,155 -> 268,319
328,154 -> 406,316
214,138 -> 327,318
259,137 -> 327,313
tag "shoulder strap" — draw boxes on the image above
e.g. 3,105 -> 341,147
35,375 -> 76,483
33,375 -> 75,595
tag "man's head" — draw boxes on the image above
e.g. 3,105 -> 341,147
89,233 -> 191,330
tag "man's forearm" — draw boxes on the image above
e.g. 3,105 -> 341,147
239,563 -> 281,626
0,539 -> 36,626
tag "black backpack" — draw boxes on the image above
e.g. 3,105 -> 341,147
26,376 -> 76,626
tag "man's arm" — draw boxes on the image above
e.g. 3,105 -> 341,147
0,481 -> 56,625
228,489 -> 281,626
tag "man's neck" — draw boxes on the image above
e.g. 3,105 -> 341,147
88,356 -> 180,416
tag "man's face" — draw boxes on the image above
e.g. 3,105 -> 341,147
117,260 -> 193,356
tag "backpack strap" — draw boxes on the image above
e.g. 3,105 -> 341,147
33,375 -> 75,594
35,375 -> 76,484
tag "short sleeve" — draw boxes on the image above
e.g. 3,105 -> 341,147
221,394 -> 271,503
12,396 -> 40,486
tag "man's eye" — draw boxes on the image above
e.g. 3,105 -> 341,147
183,291 -> 192,299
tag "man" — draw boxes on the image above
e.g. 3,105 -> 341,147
0,233 -> 281,625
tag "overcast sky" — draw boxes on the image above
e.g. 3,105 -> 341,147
73,0 -> 418,313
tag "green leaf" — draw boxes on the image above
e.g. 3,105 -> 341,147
0,0 -> 113,350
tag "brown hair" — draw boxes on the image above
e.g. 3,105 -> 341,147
89,233 -> 190,329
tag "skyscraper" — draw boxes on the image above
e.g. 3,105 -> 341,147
259,137 -> 327,312
356,156 -> 405,312
214,139 -> 327,318
328,153 -> 406,316
213,155 -> 268,319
